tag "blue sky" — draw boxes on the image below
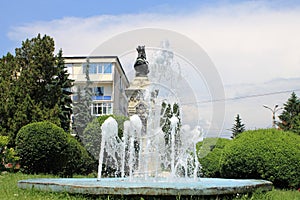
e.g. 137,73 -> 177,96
2,0 -> 300,136
1,0 -> 207,55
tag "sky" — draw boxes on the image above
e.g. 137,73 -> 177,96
2,0 -> 300,137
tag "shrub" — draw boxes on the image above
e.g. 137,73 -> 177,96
0,136 -> 20,172
219,129 -> 300,189
61,136 -> 96,177
197,137 -> 231,177
79,115 -> 128,159
16,121 -> 69,174
0,136 -> 9,171
16,121 -> 97,176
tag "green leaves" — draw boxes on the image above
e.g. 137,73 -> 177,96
278,92 -> 300,134
0,34 -> 74,144
219,129 -> 300,189
231,114 -> 245,139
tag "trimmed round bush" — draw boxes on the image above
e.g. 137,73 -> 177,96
219,129 -> 300,188
197,138 -> 231,177
16,121 -> 69,174
61,136 -> 96,177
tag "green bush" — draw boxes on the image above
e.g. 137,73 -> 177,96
197,137 -> 231,177
16,121 -> 96,176
219,129 -> 300,189
61,136 -> 96,177
0,136 -> 9,171
16,121 -> 70,174
79,115 -> 128,159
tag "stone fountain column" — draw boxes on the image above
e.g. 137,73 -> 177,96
125,46 -> 159,178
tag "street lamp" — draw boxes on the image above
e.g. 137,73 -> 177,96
263,104 -> 283,128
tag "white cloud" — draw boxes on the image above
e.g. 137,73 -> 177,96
8,3 -> 300,85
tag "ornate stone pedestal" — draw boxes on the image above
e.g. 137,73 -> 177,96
125,46 -> 159,177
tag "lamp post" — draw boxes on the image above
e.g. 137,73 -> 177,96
263,104 -> 283,128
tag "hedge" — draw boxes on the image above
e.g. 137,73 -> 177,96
197,137 -> 231,177
16,121 -> 95,176
219,129 -> 300,189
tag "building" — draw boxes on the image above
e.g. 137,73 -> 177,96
65,56 -> 129,116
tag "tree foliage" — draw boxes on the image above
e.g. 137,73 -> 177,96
278,92 -> 300,134
0,34 -> 74,145
196,138 -> 231,178
160,102 -> 181,146
0,53 -> 18,137
79,115 -> 128,159
231,114 -> 245,139
16,121 -> 69,175
72,58 -> 93,136
16,121 -> 94,176
220,129 -> 300,189
55,49 -> 74,132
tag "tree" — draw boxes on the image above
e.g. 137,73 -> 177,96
278,92 -> 300,134
0,53 -> 18,137
160,102 -> 181,145
15,34 -> 57,109
54,49 -> 74,132
160,102 -> 181,170
73,58 -> 93,136
231,114 -> 245,139
0,34 -> 73,145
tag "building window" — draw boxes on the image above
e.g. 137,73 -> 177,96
82,63 -> 97,74
83,63 -> 113,74
94,87 -> 104,96
91,86 -> 111,100
92,103 -> 113,116
103,63 -> 112,73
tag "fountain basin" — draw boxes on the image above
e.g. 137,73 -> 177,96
18,177 -> 273,196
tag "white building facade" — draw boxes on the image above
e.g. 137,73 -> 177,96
65,56 -> 129,116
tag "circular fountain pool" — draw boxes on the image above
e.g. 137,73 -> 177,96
18,177 -> 272,196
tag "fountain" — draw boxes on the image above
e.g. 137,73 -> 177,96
18,45 -> 273,197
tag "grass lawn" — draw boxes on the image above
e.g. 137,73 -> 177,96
0,172 -> 299,200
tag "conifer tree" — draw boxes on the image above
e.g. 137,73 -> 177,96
73,58 -> 93,136
0,53 -> 18,137
55,49 -> 74,132
15,34 -> 57,109
278,92 -> 300,134
0,34 -> 67,144
231,114 -> 245,139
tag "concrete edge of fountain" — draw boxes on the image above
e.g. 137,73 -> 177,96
18,178 -> 273,196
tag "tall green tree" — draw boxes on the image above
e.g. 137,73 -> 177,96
278,92 -> 300,134
54,49 -> 74,132
73,58 -> 93,136
0,34 -> 74,145
231,114 -> 245,139
0,53 -> 18,137
15,34 -> 57,109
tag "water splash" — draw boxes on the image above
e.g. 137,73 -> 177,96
98,104 -> 204,181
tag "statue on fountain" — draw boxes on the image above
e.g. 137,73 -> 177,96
134,45 -> 149,77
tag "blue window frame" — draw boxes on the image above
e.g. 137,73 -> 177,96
82,62 -> 113,74
103,63 -> 112,74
